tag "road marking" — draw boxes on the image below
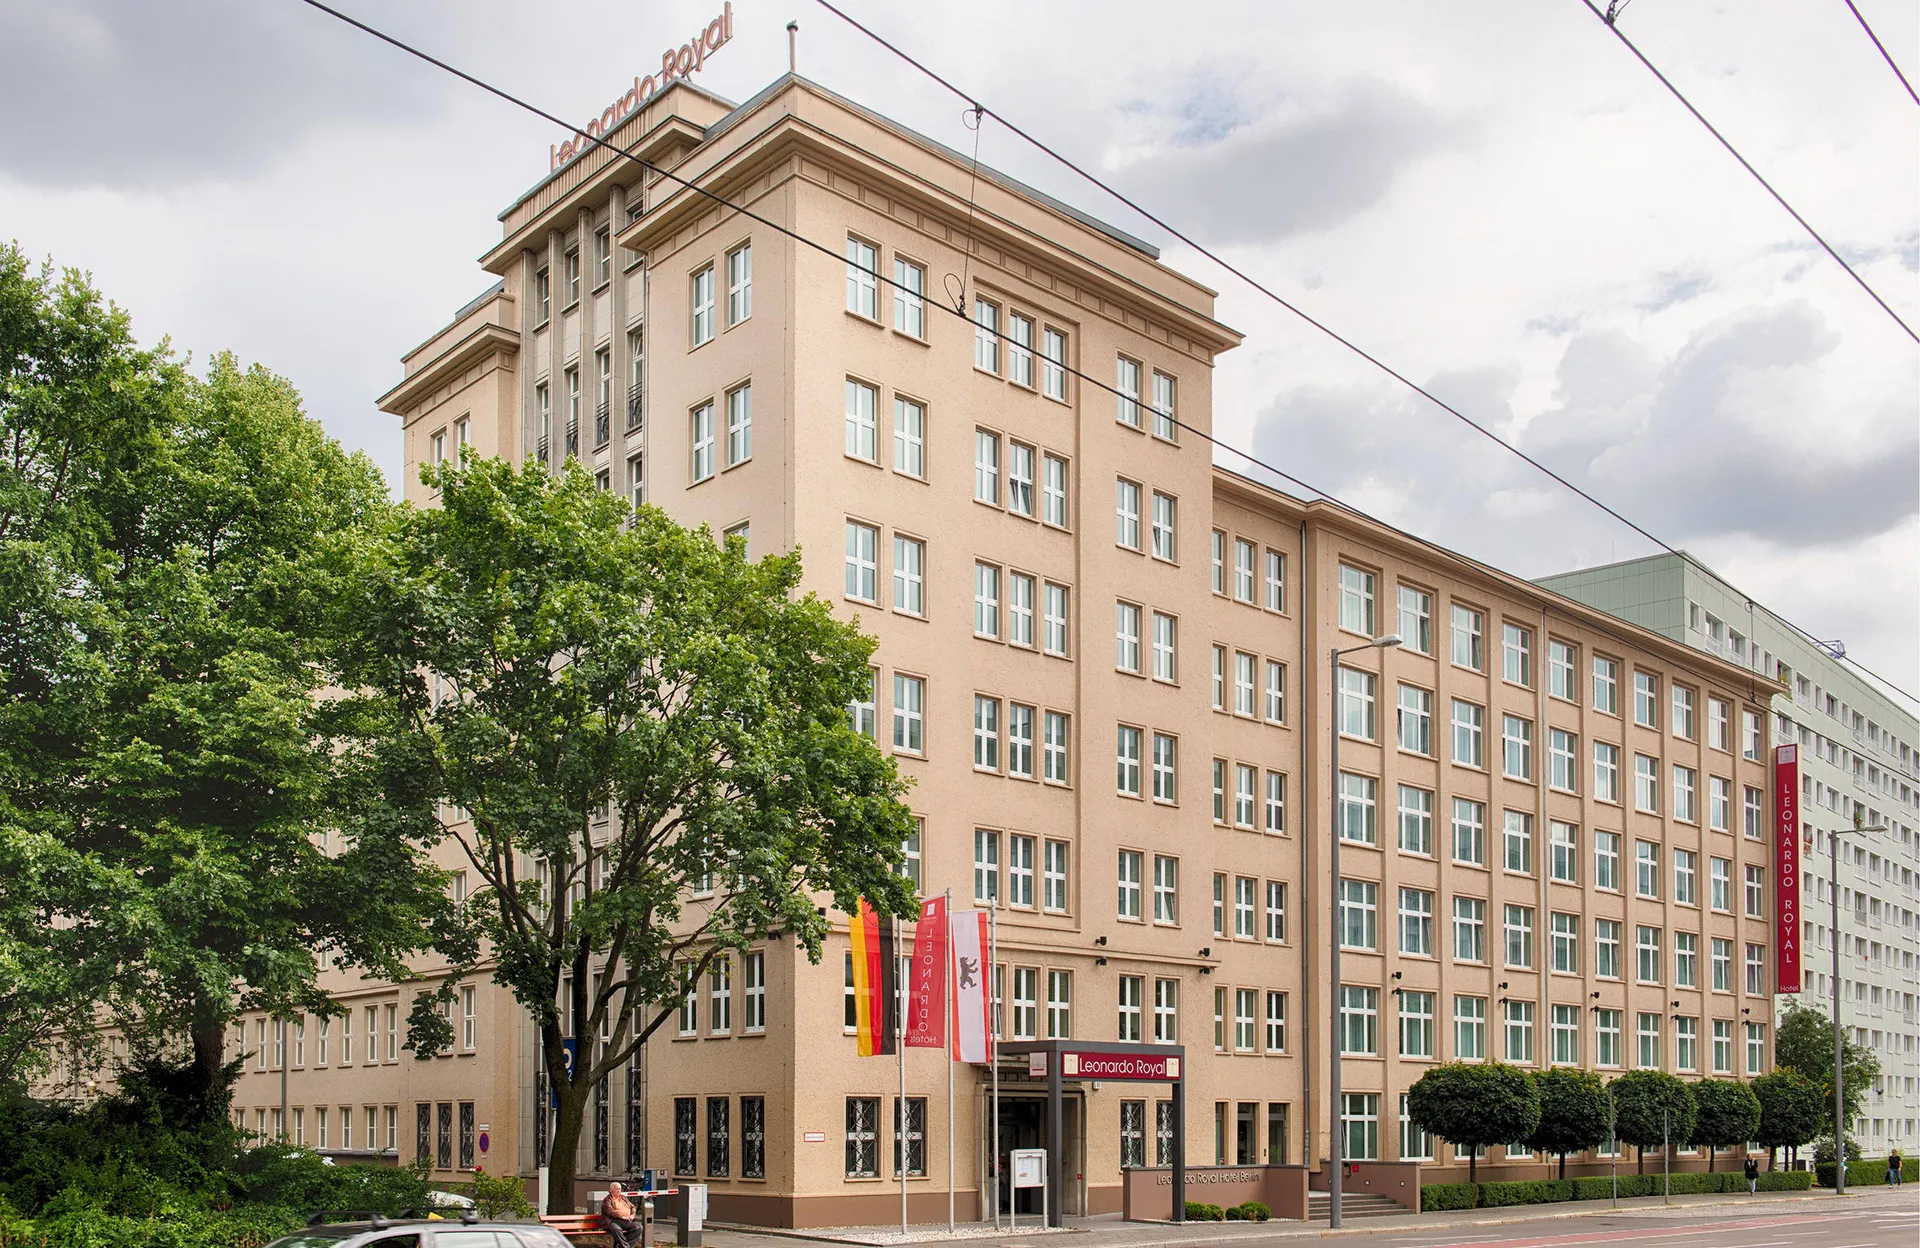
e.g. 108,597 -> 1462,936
1428,1215 -> 1839,1248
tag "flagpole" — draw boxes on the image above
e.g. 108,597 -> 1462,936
897,913 -> 907,1235
989,902 -> 1000,1232
945,889 -> 955,1235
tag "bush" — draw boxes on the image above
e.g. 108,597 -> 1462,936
1223,1201 -> 1269,1221
1814,1157 -> 1911,1187
1756,1170 -> 1813,1192
0,1204 -> 307,1248
465,1169 -> 535,1220
1421,1183 -> 1477,1211
1475,1180 -> 1574,1207
1182,1201 -> 1224,1221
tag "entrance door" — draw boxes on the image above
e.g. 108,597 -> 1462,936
997,1099 -> 1044,1215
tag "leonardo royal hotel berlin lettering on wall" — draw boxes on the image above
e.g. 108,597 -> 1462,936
549,2 -> 734,171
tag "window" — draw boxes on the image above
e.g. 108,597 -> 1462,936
1042,840 -> 1067,912
534,266 -> 550,325
1503,811 -> 1533,875
1233,876 -> 1256,938
846,238 -> 878,318
1707,696 -> 1730,751
1340,986 -> 1378,1056
1550,821 -> 1578,883
1153,979 -> 1178,1044
1146,733 -> 1177,804
1451,798 -> 1485,866
845,1097 -> 879,1177
1150,614 -> 1177,682
1233,989 -> 1256,1052
1150,371 -> 1177,440
725,242 -> 751,324
1742,709 -> 1762,760
1549,729 -> 1577,792
1009,574 -> 1034,646
1041,328 -> 1068,400
1672,765 -> 1697,822
1502,715 -> 1533,780
1504,1000 -> 1534,1063
1548,639 -> 1575,699
891,537 -> 924,616
1265,992 -> 1287,1052
1711,937 -> 1732,992
1398,685 -> 1432,755
1007,835 -> 1035,907
1145,854 -> 1178,924
1636,926 -> 1662,984
1633,671 -> 1659,728
1339,564 -> 1376,635
1454,996 -> 1486,1060
1744,943 -> 1765,995
1233,539 -> 1256,602
1502,624 -> 1532,686
1210,530 -> 1225,593
1115,356 -> 1141,427
1116,726 -> 1142,797
972,298 -> 999,372
1503,904 -> 1534,969
845,380 -> 879,462
1744,864 -> 1763,917
973,696 -> 1000,771
689,402 -> 715,481
1671,685 -> 1696,739
1339,879 -> 1378,951
893,257 -> 925,336
1674,1016 -> 1698,1072
1635,839 -> 1660,898
1264,771 -> 1286,833
1043,711 -> 1070,783
1398,785 -> 1434,855
724,384 -> 751,466
893,1097 -> 926,1177
1255,552 -> 1284,614
1338,772 -> 1378,845
1007,314 -> 1034,387
974,563 -> 1000,638
710,960 -> 732,1034
1634,753 -> 1660,812
1452,700 -> 1485,767
1745,1023 -> 1765,1073
1453,897 -> 1486,962
1451,605 -> 1484,669
1594,741 -> 1620,802
1042,454 -> 1068,527
1743,787 -> 1764,839
1116,850 -> 1143,921
691,265 -> 715,345
1007,443 -> 1035,517
1401,1094 -> 1435,1161
1007,704 -> 1035,778
1709,775 -> 1731,831
1550,911 -> 1579,973
1115,601 -> 1141,672
892,674 -> 923,753
901,822 -> 922,892
892,398 -> 925,478
627,453 -> 644,509
1114,478 -> 1140,548
1673,849 -> 1697,905
565,246 -> 580,305
1118,976 -> 1143,1043
1596,1009 -> 1622,1067
844,521 -> 878,602
1046,970 -> 1072,1039
1043,584 -> 1069,656
1593,656 -> 1620,713
1398,990 -> 1435,1058
1397,586 -> 1431,653
677,966 -> 698,1035
1264,882 -> 1286,942
1234,652 -> 1257,716
1399,888 -> 1434,956
1265,660 -> 1286,722
974,830 -> 999,905
1712,1019 -> 1733,1074
1551,1004 -> 1580,1065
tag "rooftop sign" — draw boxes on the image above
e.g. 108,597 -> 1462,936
549,2 -> 734,172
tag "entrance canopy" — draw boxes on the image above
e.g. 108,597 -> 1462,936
995,1041 -> 1188,1226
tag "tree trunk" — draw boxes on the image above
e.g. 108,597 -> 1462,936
1636,1145 -> 1645,1175
547,1082 -> 590,1215
1468,1151 -> 1476,1184
1558,1152 -> 1567,1180
1708,1147 -> 1715,1173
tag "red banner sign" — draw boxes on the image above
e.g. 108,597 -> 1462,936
1059,1050 -> 1182,1081
905,897 -> 947,1049
1774,745 -> 1801,994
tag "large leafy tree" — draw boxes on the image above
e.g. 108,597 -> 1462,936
1753,1069 -> 1823,1169
1527,1068 -> 1611,1178
0,244 -> 449,1098
1688,1079 -> 1760,1171
334,456 -> 917,1212
1406,1062 -> 1540,1183
1609,1070 -> 1697,1174
1773,1001 -> 1879,1134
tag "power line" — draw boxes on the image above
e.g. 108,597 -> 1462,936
1581,0 -> 1918,344
291,0 -> 1920,710
1841,0 -> 1920,108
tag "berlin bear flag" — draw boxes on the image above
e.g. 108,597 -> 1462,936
906,896 -> 948,1048
949,909 -> 992,1062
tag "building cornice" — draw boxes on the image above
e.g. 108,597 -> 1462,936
378,322 -> 519,419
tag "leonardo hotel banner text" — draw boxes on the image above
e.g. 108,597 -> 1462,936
1774,744 -> 1800,994
549,3 -> 734,170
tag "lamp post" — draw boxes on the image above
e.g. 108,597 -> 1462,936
1329,631 -> 1402,1228
1828,809 -> 1888,1195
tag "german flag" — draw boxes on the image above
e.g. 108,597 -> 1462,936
849,898 -> 897,1056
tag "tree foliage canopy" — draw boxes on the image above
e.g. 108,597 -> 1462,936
1610,1070 -> 1697,1161
1528,1068 -> 1612,1174
1688,1079 -> 1761,1168
1753,1068 -> 1825,1158
1774,1000 -> 1878,1127
1406,1062 -> 1540,1182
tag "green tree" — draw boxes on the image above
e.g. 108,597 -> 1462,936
1774,1001 -> 1879,1136
1753,1069 -> 1823,1170
1610,1070 -> 1697,1174
0,244 -> 450,1098
335,456 -> 918,1212
1527,1068 -> 1611,1178
1688,1079 -> 1760,1171
1406,1062 -> 1540,1183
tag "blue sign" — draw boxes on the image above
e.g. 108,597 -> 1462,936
549,1040 -> 578,1109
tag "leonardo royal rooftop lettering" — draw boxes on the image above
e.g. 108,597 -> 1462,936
548,2 -> 733,171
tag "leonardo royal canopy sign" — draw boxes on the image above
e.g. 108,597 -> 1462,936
1774,744 -> 1801,994
1059,1050 -> 1181,1081
549,3 -> 734,171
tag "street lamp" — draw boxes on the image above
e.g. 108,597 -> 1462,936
1329,631 -> 1402,1228
1828,809 -> 1889,1195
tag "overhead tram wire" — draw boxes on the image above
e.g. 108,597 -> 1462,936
1576,0 -> 1918,344
1841,0 -> 1920,108
809,0 -> 1920,708
291,0 -> 1920,711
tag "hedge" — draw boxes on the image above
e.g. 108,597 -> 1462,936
1421,1166 -> 1813,1211
1182,1201 -> 1225,1221
1814,1158 -> 1912,1188
0,1205 -> 308,1248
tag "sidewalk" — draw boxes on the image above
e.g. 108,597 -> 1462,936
701,1185 -> 1909,1247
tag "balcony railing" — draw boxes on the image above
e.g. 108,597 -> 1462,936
626,390 -> 643,430
565,418 -> 579,458
536,435 -> 550,463
594,403 -> 610,448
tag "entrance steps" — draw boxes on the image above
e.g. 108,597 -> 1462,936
1305,1190 -> 1405,1220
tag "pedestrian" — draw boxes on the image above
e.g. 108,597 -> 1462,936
601,1181 -> 640,1248
1743,1156 -> 1759,1196
1890,1148 -> 1903,1187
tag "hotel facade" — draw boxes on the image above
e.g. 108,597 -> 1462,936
226,72 -> 1786,1226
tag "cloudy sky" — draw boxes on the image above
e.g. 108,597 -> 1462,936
3,0 -> 1915,708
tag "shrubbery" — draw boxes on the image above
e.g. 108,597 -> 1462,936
1813,1157 -> 1911,1188
1182,1201 -> 1225,1221
1223,1201 -> 1269,1221
1421,1183 -> 1477,1211
1423,1166 -> 1813,1211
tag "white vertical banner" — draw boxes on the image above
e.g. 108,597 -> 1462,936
949,909 -> 992,1063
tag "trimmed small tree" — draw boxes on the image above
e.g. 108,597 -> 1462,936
1688,1079 -> 1760,1171
1528,1068 -> 1611,1178
1753,1069 -> 1823,1170
1406,1062 -> 1540,1183
1610,1070 -> 1697,1175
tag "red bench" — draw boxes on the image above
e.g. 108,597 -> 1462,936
538,1214 -> 605,1240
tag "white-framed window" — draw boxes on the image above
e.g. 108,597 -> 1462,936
1264,881 -> 1286,942
1152,613 -> 1177,682
1151,733 -> 1177,804
1338,564 -> 1376,635
1116,725 -> 1143,796
1551,1003 -> 1580,1065
709,959 -> 733,1034
1234,652 -> 1257,717
1043,840 -> 1068,912
1550,820 -> 1578,883
1503,903 -> 1534,969
973,562 -> 1000,638
1153,979 -> 1178,1044
1707,696 -> 1730,751
1504,1000 -> 1534,1063
845,379 -> 879,462
974,830 -> 1000,905
1338,878 -> 1378,950
1041,328 -> 1068,400
1398,785 -> 1433,855
1451,605 -> 1484,670
892,536 -> 924,616
1671,684 -> 1696,739
1398,685 -> 1432,755
892,256 -> 924,336
595,226 -> 611,286
1548,639 -> 1576,700
846,237 -> 878,318
691,265 -> 715,345
844,521 -> 878,602
1117,975 -> 1143,1042
1007,703 -> 1035,779
1231,987 -> 1256,1052
1743,787 -> 1764,838
1043,711 -> 1070,784
1634,753 -> 1660,812
1550,911 -> 1580,973
1636,925 -> 1662,984
1635,839 -> 1660,897
1711,937 -> 1732,991
1115,600 -> 1141,672
1549,729 -> 1577,792
1592,655 -> 1620,713
1210,530 -> 1225,593
1453,896 -> 1486,962
1007,313 -> 1035,387
1709,856 -> 1731,912
1452,700 -> 1485,767
1233,876 -> 1256,938
1709,775 -> 1731,831
1114,478 -> 1141,549
893,398 -> 925,478
1454,995 -> 1486,1060
1338,667 -> 1377,740
1503,810 -> 1533,875
1674,1016 -> 1698,1071
1338,772 -> 1378,845
1047,971 -> 1072,1040
1633,671 -> 1659,728
726,243 -> 751,325
1673,848 -> 1698,905
1397,585 -> 1430,652
1399,887 -> 1434,956
1711,1019 -> 1732,1074
1265,550 -> 1286,612
1264,660 -> 1285,723
1340,986 -> 1379,1056
1233,538 -> 1256,602
1115,356 -> 1142,427
1399,990 -> 1435,1058
1400,1093 -> 1434,1160
1596,1008 -> 1622,1067
1150,492 -> 1176,561
1150,370 -> 1176,440
1594,741 -> 1620,802
1265,991 -> 1287,1052
1151,854 -> 1178,923
1502,714 -> 1533,780
1451,798 -> 1485,865
1744,943 -> 1766,995
973,297 -> 1000,372
1502,623 -> 1532,686
892,674 -> 924,753
725,383 -> 751,466
1043,584 -> 1069,656
1264,771 -> 1286,833
690,401 -> 715,481
1672,764 -> 1697,822
973,695 -> 1000,771
1007,834 -> 1035,908
1041,453 -> 1068,527
1008,573 -> 1034,646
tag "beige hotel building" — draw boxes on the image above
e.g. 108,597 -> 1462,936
225,71 -> 1786,1226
